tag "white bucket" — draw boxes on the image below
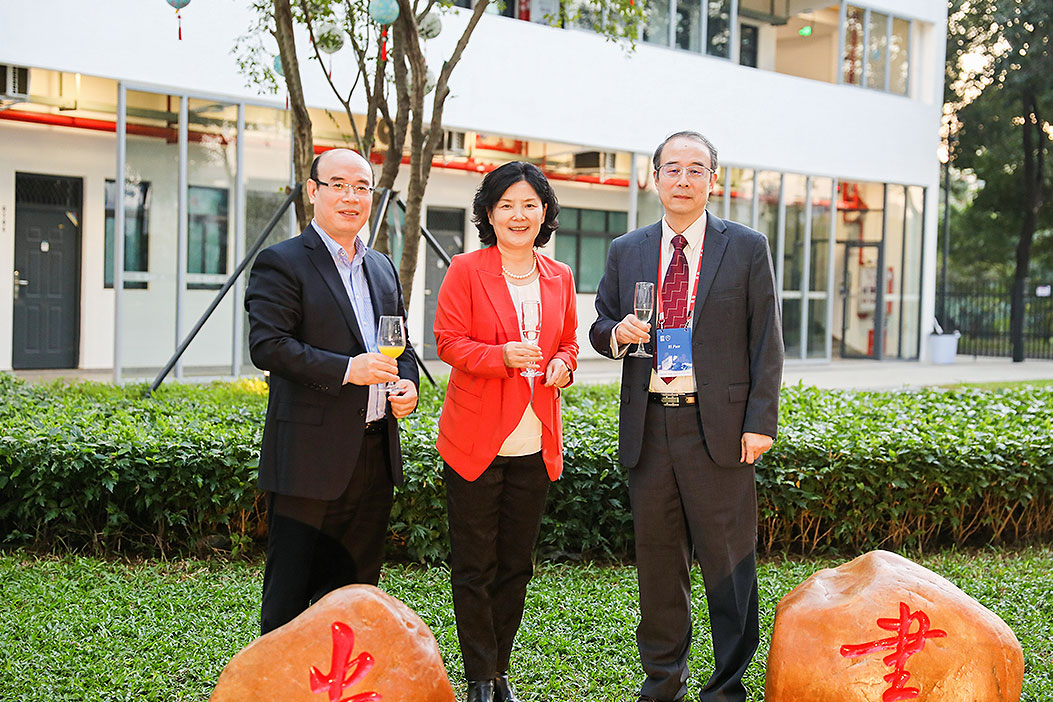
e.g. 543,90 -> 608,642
928,332 -> 960,364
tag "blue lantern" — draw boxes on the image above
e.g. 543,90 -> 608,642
369,0 -> 400,26
273,55 -> 285,77
167,0 -> 191,9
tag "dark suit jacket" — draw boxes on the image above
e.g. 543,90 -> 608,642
245,224 -> 419,500
589,213 -> 783,468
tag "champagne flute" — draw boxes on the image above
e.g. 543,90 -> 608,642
520,299 -> 543,378
630,281 -> 654,358
376,315 -> 406,393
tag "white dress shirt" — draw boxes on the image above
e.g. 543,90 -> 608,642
313,220 -> 386,422
612,211 -> 707,393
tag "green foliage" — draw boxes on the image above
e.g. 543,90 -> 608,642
1,373 -> 1052,559
944,0 -> 1053,284
2,549 -> 1052,701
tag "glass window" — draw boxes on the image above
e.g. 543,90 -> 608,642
809,177 -> 833,293
775,4 -> 841,84
808,299 -> 827,358
188,185 -> 229,279
889,17 -> 910,95
644,0 -> 671,46
739,23 -> 759,67
783,299 -> 802,358
104,179 -> 150,289
727,168 -> 754,226
756,170 -> 782,258
676,0 -> 703,51
865,11 -> 888,90
842,5 -> 864,85
707,0 -> 731,57
783,174 -> 807,291
553,207 -> 627,293
902,186 -> 924,358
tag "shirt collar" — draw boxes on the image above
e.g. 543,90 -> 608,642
312,219 -> 365,265
661,210 -> 707,253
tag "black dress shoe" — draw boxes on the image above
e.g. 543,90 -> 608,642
637,696 -> 684,702
467,679 -> 495,702
493,674 -> 521,702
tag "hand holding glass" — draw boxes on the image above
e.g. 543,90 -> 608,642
376,315 -> 405,392
630,281 -> 654,358
520,299 -> 543,378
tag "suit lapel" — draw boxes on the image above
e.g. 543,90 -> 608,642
536,255 -> 563,353
478,247 -> 521,342
303,225 -> 367,350
362,249 -> 395,320
639,222 -> 662,287
692,212 -> 729,327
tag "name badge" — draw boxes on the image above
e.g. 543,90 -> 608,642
656,327 -> 692,377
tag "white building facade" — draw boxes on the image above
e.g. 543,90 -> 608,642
0,0 -> 946,378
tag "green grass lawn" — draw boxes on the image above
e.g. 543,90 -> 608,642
1,549 -> 1050,701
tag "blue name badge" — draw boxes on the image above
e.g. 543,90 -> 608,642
656,327 -> 693,377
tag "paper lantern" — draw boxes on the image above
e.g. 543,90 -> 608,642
315,22 -> 345,54
369,0 -> 400,26
166,0 -> 191,40
409,68 -> 437,96
418,13 -> 441,39
273,55 -> 285,77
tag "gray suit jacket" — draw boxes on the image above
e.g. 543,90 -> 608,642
589,213 -> 783,468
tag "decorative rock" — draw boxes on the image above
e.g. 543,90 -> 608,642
212,585 -> 455,702
765,550 -> 1023,702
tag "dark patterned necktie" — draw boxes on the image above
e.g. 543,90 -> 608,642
658,234 -> 689,383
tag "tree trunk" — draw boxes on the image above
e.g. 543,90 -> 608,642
274,0 -> 314,231
1010,90 -> 1042,363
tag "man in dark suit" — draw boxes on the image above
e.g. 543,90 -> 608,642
590,131 -> 783,702
246,148 -> 419,634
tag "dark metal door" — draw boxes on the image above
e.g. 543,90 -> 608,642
422,208 -> 465,360
13,174 -> 82,369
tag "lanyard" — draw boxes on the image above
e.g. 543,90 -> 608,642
656,231 -> 706,329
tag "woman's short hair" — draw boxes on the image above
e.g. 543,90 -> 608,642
472,161 -> 560,248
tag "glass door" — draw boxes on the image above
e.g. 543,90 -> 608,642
839,240 -> 883,358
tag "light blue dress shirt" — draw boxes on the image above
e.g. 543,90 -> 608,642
313,220 -> 385,422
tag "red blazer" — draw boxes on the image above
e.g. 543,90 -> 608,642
434,246 -> 579,481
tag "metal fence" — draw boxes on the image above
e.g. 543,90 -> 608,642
942,282 -> 1053,359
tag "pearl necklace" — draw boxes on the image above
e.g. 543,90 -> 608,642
501,253 -> 537,280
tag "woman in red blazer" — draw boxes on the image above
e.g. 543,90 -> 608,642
434,162 -> 578,702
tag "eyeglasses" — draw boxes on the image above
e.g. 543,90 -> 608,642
658,164 -> 715,181
315,179 -> 375,197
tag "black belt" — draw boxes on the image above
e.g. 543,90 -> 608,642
648,392 -> 698,407
363,419 -> 387,435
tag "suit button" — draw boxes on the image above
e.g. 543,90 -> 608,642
358,408 -> 366,417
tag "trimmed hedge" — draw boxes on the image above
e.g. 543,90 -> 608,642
0,372 -> 1051,559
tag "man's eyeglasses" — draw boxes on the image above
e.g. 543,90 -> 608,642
658,164 -> 715,181
315,179 -> 375,197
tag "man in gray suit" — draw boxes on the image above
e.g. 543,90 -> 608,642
590,131 -> 783,702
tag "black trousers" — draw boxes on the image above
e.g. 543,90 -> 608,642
445,453 -> 550,681
629,402 -> 759,702
260,430 -> 393,634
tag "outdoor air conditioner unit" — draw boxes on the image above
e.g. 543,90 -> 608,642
445,129 -> 467,155
573,151 -> 617,173
0,64 -> 30,104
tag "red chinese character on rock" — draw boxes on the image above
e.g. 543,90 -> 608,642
841,602 -> 947,702
309,621 -> 382,702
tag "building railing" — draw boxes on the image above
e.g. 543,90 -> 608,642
942,282 -> 1053,360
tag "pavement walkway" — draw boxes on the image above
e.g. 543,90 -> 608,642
11,355 -> 1053,391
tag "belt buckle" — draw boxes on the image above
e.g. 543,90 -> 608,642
660,393 -> 680,407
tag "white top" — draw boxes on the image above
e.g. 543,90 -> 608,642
500,278 -> 544,456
